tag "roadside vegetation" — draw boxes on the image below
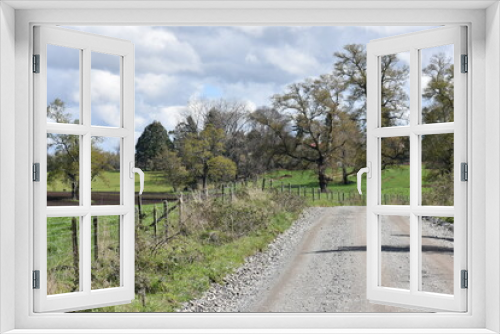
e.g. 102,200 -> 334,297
48,188 -> 305,312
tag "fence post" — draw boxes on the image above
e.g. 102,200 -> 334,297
92,216 -> 98,262
270,180 -> 273,190
312,188 -> 315,201
222,185 -> 225,202
297,186 -> 300,196
71,217 -> 79,287
153,205 -> 157,237
262,178 -> 266,191
163,200 -> 169,238
318,189 -> 321,200
179,195 -> 186,234
137,194 -> 145,219
289,183 -> 292,194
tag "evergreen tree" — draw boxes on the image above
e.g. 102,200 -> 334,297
135,121 -> 173,170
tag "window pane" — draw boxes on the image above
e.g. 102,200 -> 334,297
381,137 -> 410,205
91,52 -> 121,127
47,44 -> 81,124
421,44 -> 454,124
380,215 -> 410,290
421,133 -> 454,206
91,215 -> 121,290
91,136 -> 121,205
47,133 -> 80,206
420,216 -> 454,295
381,52 -> 410,127
47,216 -> 80,295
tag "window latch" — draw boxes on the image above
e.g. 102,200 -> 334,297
357,162 -> 371,195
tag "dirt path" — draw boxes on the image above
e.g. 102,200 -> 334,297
246,207 -> 454,312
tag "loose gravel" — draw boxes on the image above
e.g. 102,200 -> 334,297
178,207 -> 455,313
178,207 -> 328,312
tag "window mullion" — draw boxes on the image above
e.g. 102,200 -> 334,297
82,48 -> 92,294
409,47 -> 420,294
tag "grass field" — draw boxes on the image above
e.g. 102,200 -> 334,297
47,167 -> 416,198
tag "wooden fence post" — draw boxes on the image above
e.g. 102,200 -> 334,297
262,178 -> 266,191
153,205 -> 157,237
137,194 -> 145,219
71,217 -> 79,287
312,188 -> 315,201
179,195 -> 186,235
92,216 -> 98,262
163,200 -> 169,238
318,189 -> 321,200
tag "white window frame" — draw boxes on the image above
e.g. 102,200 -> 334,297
33,26 -> 136,313
366,26 -> 467,312
0,1 -> 499,333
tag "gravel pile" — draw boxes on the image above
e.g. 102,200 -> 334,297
177,207 -> 328,312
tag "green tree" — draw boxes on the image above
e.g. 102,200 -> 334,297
47,99 -> 115,200
135,121 -> 173,170
252,75 -> 359,192
334,44 -> 410,126
152,148 -> 191,192
182,124 -> 231,190
421,53 -> 455,206
207,156 -> 237,183
335,44 -> 410,172
422,53 -> 454,123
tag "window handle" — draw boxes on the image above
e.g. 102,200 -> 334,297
357,162 -> 371,195
129,162 -> 144,195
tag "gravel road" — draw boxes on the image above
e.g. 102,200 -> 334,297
179,206 -> 454,313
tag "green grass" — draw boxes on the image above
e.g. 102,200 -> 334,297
47,171 -> 174,193
47,167 -> 421,198
47,190 -> 304,312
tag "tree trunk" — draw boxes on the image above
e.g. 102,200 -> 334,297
318,161 -> 328,193
202,163 -> 208,191
71,180 -> 78,200
342,165 -> 349,185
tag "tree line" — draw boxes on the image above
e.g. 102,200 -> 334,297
136,44 -> 454,194
46,43 -> 454,198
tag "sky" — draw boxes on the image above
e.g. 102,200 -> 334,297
46,25 -> 445,151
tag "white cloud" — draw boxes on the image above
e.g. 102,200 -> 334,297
245,53 -> 259,65
158,106 -> 188,131
263,45 -> 321,77
91,70 -> 120,102
421,75 -> 432,94
233,26 -> 267,37
136,73 -> 177,99
90,70 -> 121,126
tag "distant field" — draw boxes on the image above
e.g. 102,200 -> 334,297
47,166 -> 433,200
47,171 -> 174,193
